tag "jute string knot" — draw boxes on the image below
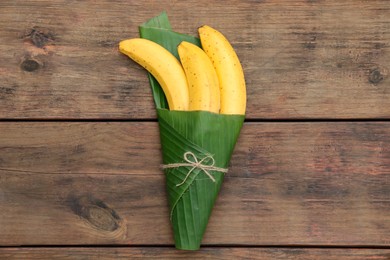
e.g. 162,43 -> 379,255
162,151 -> 228,187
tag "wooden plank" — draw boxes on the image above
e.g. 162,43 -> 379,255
0,122 -> 389,246
0,247 -> 389,260
0,0 -> 389,119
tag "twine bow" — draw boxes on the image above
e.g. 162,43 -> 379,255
162,152 -> 228,187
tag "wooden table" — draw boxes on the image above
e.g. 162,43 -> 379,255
1,1 -> 389,259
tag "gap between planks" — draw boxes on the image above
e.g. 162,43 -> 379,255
1,118 -> 390,123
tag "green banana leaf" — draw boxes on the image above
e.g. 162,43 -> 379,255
138,12 -> 245,250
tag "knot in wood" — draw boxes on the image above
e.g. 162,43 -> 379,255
25,27 -> 54,48
68,195 -> 121,232
21,59 -> 40,72
369,68 -> 384,85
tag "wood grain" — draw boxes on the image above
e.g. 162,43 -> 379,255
0,0 -> 389,119
0,122 -> 389,246
0,247 -> 389,260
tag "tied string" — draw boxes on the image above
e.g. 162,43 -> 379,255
162,152 -> 228,187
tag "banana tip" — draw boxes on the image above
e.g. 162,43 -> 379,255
198,25 -> 213,31
118,40 -> 127,51
197,25 -> 206,32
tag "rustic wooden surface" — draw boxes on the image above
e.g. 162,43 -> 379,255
0,123 -> 389,247
1,0 -> 389,259
0,0 -> 389,119
1,248 -> 389,260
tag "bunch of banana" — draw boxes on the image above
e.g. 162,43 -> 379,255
119,25 -> 246,115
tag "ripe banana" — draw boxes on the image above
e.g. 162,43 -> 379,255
198,25 -> 246,115
119,38 -> 189,111
178,41 -> 220,113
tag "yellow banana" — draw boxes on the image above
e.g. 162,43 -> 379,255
198,25 -> 246,115
178,41 -> 220,113
119,38 -> 189,111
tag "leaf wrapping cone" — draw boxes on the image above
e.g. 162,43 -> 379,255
139,12 -> 245,250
